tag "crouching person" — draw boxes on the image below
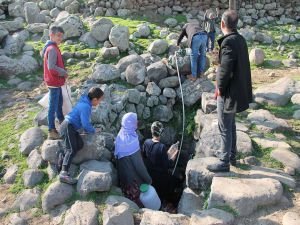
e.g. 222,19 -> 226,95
115,112 -> 152,207
59,87 -> 104,184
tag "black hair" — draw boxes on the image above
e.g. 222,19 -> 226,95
88,87 -> 104,100
151,121 -> 164,138
49,26 -> 64,34
221,10 -> 238,31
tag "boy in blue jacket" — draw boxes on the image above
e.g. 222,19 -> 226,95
59,87 -> 104,184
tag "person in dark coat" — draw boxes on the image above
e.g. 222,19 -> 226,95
207,10 -> 253,172
142,121 -> 179,208
177,23 -> 207,81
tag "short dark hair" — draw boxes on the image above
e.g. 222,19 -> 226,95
49,26 -> 64,34
221,10 -> 238,30
88,87 -> 104,100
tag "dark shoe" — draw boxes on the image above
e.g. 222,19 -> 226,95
230,159 -> 237,166
207,162 -> 230,172
59,171 -> 77,185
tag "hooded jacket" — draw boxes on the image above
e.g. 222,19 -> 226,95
65,95 -> 95,133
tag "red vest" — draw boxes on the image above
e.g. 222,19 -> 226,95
43,44 -> 66,87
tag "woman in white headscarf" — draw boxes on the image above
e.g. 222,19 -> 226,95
115,112 -> 152,206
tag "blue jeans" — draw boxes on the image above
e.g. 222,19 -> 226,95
190,33 -> 207,77
48,87 -> 64,130
206,32 -> 215,52
216,96 -> 237,164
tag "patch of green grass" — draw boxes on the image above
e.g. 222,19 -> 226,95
185,101 -> 201,137
202,189 -> 211,210
252,141 -> 284,169
215,205 -> 239,216
261,102 -> 295,119
0,104 -> 44,194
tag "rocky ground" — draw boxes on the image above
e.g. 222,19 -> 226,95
0,1 -> 300,225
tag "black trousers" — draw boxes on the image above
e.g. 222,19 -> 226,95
62,122 -> 84,172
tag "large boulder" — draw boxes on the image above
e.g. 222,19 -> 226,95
41,140 -> 63,164
101,47 -> 120,59
42,181 -> 74,212
91,64 -> 120,83
4,165 -> 18,184
176,78 -> 214,106
116,54 -> 144,73
146,61 -> 168,83
0,54 -> 39,78
0,25 -> 8,42
148,39 -> 169,55
54,14 -> 84,39
23,169 -> 44,188
103,202 -> 134,225
79,32 -> 98,48
109,25 -> 129,52
12,188 -> 41,212
247,109 -> 290,132
177,188 -> 203,216
105,196 -> 139,212
208,177 -> 283,216
3,30 -> 29,55
158,77 -> 180,88
249,48 -> 265,65
254,77 -> 299,106
63,201 -> 99,225
91,18 -> 114,42
152,105 -> 173,122
0,18 -> 24,32
24,2 -> 46,24
125,62 -> 146,85
271,149 -> 300,172
19,127 -> 44,156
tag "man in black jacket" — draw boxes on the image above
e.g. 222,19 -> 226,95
177,23 -> 207,81
207,10 -> 252,172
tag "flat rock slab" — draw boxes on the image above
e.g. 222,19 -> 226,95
63,201 -> 99,225
253,137 -> 291,150
140,209 -> 190,225
208,177 -> 283,216
271,149 -> 300,171
254,77 -> 298,106
282,212 -> 300,225
190,208 -> 234,225
186,157 -> 296,191
247,109 -> 290,132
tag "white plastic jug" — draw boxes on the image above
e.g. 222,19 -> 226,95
139,184 -> 161,210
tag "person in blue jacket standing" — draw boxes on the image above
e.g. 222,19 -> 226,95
58,87 -> 104,184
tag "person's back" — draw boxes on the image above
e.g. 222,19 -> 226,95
217,32 -> 252,113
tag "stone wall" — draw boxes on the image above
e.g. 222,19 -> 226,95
86,0 -> 300,19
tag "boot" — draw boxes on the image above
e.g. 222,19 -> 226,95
48,129 -> 61,140
59,171 -> 77,185
207,162 -> 230,172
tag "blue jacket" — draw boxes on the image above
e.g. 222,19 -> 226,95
65,95 -> 95,133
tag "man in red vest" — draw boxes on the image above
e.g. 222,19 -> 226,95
42,26 -> 67,140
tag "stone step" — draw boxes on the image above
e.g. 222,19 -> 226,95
208,177 -> 283,216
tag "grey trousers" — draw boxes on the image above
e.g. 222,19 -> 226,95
217,96 -> 237,164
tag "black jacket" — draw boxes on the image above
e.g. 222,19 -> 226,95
217,32 -> 252,113
177,23 -> 206,48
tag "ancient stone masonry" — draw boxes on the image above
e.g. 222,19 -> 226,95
82,0 -> 300,18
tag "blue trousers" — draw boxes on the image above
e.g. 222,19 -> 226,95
190,33 -> 207,77
207,32 -> 216,52
48,87 -> 64,130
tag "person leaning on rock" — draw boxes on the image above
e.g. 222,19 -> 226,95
177,22 -> 208,81
207,10 -> 253,173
